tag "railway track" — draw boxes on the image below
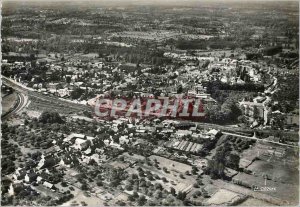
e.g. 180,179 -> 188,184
2,92 -> 26,119
2,76 -> 92,115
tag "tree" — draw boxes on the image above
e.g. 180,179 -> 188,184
207,159 -> 225,179
81,201 -> 87,206
154,190 -> 162,199
193,190 -> 201,198
154,183 -> 162,190
61,181 -> 68,187
177,191 -> 186,200
70,87 -> 84,100
133,191 -> 139,198
226,153 -> 240,170
39,111 -> 64,124
205,146 -> 227,179
147,174 -> 154,181
191,166 -> 198,175
263,46 -> 282,56
81,183 -> 88,191
96,181 -> 103,186
24,119 -> 29,125
140,181 -> 146,187
202,190 -> 210,198
128,195 -> 135,201
125,184 -> 133,191
66,76 -> 71,84
147,199 -> 158,206
109,168 -> 124,187
177,84 -> 183,93
118,201 -> 126,206
238,115 -> 246,123
137,195 -> 146,206
253,106 -> 260,119
183,199 -> 189,206
1,160 -> 15,175
138,171 -> 145,177
170,187 -> 176,196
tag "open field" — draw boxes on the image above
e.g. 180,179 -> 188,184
232,172 -> 299,205
108,160 -> 130,169
113,192 -> 128,203
125,155 -> 196,193
240,142 -> 299,168
107,152 -> 145,169
61,187 -> 105,206
239,198 -> 275,206
148,155 -> 193,174
239,143 -> 262,168
212,179 -> 292,206
126,165 -> 193,193
206,189 -> 243,205
247,160 -> 299,184
60,168 -> 107,206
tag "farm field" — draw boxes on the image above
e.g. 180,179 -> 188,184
125,155 -> 196,193
148,155 -> 193,174
247,160 -> 299,184
232,172 -> 299,205
206,189 -> 243,205
61,189 -> 105,206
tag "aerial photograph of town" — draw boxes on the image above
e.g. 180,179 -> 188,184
0,0 -> 299,206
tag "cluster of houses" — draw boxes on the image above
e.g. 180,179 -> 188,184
4,113 -> 223,200
164,53 -> 265,85
2,49 -> 298,130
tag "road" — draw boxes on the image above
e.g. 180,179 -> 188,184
222,131 -> 298,148
1,76 -> 299,148
2,76 -> 92,115
194,120 -> 298,144
2,92 -> 27,119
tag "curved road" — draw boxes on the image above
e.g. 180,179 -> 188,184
2,76 -> 91,113
2,92 -> 27,119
